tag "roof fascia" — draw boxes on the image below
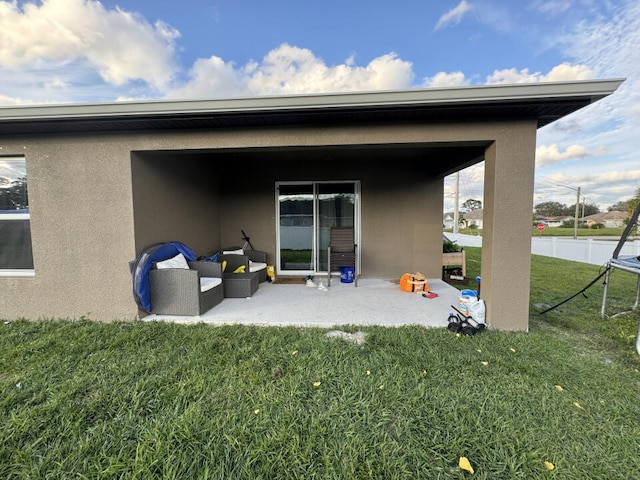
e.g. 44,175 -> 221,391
0,79 -> 624,122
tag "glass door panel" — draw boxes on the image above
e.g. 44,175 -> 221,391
317,183 -> 355,272
278,184 -> 314,273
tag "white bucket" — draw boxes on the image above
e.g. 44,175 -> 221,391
469,299 -> 486,324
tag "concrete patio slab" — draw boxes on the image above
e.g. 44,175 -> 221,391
142,278 -> 464,328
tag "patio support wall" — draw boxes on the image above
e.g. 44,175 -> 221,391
481,121 -> 537,331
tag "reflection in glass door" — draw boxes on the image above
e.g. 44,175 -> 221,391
278,184 -> 314,273
317,183 -> 355,272
277,182 -> 358,276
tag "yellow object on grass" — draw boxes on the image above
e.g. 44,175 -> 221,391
459,457 -> 474,474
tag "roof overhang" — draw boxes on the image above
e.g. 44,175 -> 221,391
0,79 -> 624,136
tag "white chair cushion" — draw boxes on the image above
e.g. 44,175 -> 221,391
200,277 -> 222,292
222,248 -> 244,255
249,261 -> 267,273
156,253 -> 189,270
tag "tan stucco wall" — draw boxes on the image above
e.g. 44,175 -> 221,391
0,135 -> 137,320
131,152 -> 221,256
0,120 -> 537,329
481,122 -> 537,330
217,155 -> 444,279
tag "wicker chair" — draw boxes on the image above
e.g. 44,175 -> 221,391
327,226 -> 357,287
149,261 -> 223,315
218,250 -> 268,283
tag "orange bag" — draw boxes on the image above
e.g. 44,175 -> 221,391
400,272 -> 429,293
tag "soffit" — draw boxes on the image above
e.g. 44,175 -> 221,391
138,142 -> 488,178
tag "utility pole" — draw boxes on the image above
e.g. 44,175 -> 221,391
453,171 -> 460,234
573,186 -> 581,239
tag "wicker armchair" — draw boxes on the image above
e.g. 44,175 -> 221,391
149,261 -> 223,315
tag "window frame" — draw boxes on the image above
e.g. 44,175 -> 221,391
0,156 -> 34,277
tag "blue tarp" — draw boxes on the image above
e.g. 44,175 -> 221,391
129,241 -> 196,312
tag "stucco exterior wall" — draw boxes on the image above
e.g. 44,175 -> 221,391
131,152 -> 221,256
216,155 -> 444,279
0,119 -> 537,328
0,135 -> 137,320
481,122 -> 537,331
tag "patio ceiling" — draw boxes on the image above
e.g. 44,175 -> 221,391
141,142 -> 488,178
0,79 -> 623,136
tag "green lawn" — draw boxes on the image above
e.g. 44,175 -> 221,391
532,227 -> 628,237
445,227 -> 630,237
1,250 -> 639,479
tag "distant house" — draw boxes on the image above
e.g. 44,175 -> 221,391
541,216 -> 574,227
583,210 -> 628,228
462,209 -> 483,229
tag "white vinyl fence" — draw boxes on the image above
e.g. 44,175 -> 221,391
448,233 -> 640,266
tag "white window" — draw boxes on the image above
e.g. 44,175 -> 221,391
0,157 -> 34,276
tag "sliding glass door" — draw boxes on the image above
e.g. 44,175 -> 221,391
317,183 -> 356,272
277,181 -> 358,276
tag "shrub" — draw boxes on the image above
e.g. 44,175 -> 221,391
443,238 -> 461,253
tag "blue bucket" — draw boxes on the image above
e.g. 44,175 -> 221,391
340,266 -> 354,283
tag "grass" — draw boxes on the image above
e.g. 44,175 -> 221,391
445,227 -> 632,237
1,250 -> 640,479
531,227 -> 628,237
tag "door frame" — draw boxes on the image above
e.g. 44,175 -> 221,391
275,180 -> 360,277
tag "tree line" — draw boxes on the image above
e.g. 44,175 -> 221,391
533,201 -> 599,218
534,188 -> 640,219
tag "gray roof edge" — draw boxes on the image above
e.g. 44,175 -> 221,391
0,78 -> 625,121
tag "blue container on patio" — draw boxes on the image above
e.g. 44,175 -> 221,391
340,266 -> 354,283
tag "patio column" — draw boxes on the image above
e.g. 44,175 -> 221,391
481,122 -> 537,331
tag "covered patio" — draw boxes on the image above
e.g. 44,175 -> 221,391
0,79 -> 622,328
142,278 -> 462,328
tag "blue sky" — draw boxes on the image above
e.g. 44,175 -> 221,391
0,0 -> 639,211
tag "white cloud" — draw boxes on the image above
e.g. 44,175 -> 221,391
422,71 -> 470,88
434,0 -> 473,31
164,56 -> 246,99
0,93 -> 30,105
535,143 -> 604,167
540,169 -> 640,199
533,0 -> 571,16
165,44 -> 415,99
486,63 -> 592,84
0,0 -> 179,90
557,1 -> 640,79
246,45 -> 414,95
